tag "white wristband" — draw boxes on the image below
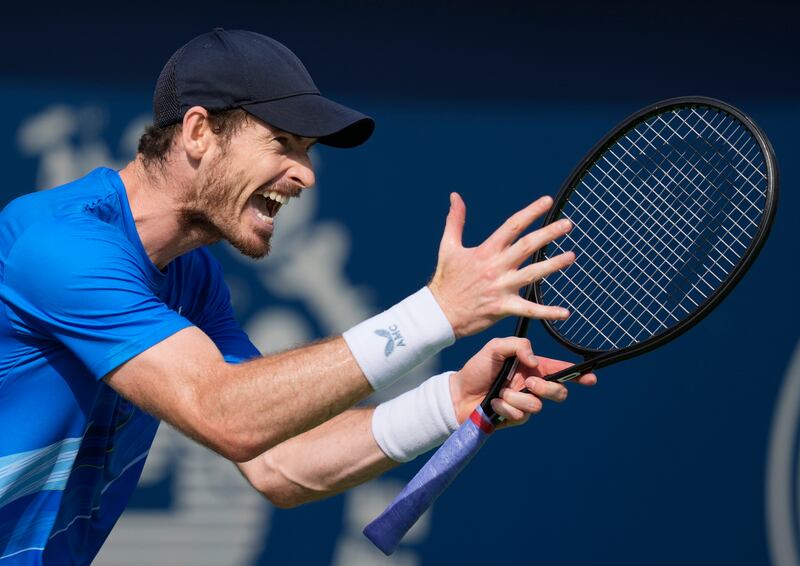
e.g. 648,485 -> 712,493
343,287 -> 455,391
371,371 -> 459,463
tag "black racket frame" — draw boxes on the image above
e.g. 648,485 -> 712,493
480,96 -> 778,418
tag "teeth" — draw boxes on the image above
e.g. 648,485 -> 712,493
256,211 -> 272,221
264,191 -> 289,205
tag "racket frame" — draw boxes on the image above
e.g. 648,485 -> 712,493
532,96 -> 779,374
367,97 -> 780,554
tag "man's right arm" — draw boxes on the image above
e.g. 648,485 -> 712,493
105,329 -> 372,462
235,339 -> 595,509
105,194 -> 576,461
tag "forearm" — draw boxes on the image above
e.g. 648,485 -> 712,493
207,336 -> 374,459
108,289 -> 455,463
107,329 -> 372,462
208,288 -> 453,458
239,371 -> 462,507
235,338 -> 587,510
238,407 -> 397,508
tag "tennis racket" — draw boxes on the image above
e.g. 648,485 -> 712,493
363,96 -> 779,554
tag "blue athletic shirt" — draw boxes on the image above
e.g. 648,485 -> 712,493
0,167 -> 260,564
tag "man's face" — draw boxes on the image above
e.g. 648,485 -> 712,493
182,117 -> 316,258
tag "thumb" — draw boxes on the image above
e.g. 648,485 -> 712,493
440,192 -> 466,248
486,337 -> 536,368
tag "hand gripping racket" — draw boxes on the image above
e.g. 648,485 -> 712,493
364,96 -> 779,554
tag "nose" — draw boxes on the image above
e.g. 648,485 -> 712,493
288,154 -> 316,190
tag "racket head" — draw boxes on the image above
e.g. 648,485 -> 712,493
532,96 -> 778,369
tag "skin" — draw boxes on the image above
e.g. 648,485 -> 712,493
239,338 -> 596,508
106,106 -> 593,505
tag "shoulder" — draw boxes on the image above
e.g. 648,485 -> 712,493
7,217 -> 138,274
3,218 -> 149,307
0,168 -> 120,226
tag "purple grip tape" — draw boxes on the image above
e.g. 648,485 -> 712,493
363,406 -> 495,555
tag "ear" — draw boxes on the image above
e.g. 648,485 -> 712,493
181,106 -> 213,160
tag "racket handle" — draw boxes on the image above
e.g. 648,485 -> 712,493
363,406 -> 495,555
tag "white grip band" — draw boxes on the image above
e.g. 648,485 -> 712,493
343,287 -> 455,391
371,371 -> 459,463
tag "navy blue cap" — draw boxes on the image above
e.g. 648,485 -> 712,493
153,28 -> 374,148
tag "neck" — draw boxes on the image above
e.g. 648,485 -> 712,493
118,157 -> 218,270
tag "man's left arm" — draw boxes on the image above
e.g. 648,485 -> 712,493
237,337 -> 597,508
237,406 -> 391,508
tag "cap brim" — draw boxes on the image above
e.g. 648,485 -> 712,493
242,94 -> 374,148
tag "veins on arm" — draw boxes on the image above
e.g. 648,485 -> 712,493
105,327 -> 373,463
237,407 -> 397,508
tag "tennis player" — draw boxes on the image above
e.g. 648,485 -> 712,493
0,29 -> 595,563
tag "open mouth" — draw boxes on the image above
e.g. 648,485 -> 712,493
252,190 -> 289,222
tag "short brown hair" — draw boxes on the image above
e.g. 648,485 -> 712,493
137,108 -> 253,167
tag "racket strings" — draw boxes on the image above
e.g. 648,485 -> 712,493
605,115 -> 751,286
687,109 -> 767,199
552,129 -> 760,350
552,110 -> 764,350
539,105 -> 768,351
636,110 -> 766,267
627,121 -> 745,250
552,146 -> 735,343
621,120 -> 752,293
643,113 -> 763,233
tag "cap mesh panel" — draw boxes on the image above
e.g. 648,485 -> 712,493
152,46 -> 186,128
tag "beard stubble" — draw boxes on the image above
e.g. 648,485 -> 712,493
178,153 -> 272,259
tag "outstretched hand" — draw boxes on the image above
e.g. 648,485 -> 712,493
428,193 -> 575,339
449,337 -> 597,427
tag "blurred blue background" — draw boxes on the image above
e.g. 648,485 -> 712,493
2,1 -> 798,564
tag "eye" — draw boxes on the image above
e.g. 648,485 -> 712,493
274,136 -> 291,147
